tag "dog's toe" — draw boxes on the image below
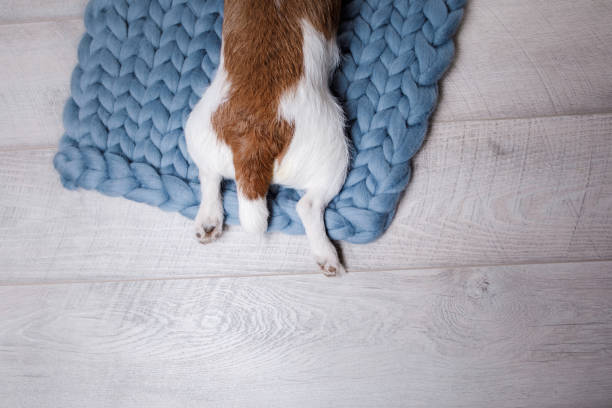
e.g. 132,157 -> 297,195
317,259 -> 345,277
195,219 -> 223,244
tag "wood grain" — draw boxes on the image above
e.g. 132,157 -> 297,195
1,261 -> 611,407
2,2 -> 611,405
0,0 -> 87,23
1,0 -> 612,148
0,19 -> 82,148
436,0 -> 612,122
1,114 -> 611,283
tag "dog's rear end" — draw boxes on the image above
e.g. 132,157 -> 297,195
185,0 -> 349,275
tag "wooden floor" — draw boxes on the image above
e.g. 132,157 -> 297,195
1,1 -> 611,406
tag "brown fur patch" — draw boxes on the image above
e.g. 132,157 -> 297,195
211,0 -> 342,200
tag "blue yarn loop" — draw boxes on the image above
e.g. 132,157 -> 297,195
54,0 -> 465,244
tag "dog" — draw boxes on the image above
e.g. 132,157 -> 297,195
185,0 -> 349,276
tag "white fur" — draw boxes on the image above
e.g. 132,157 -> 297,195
185,19 -> 349,275
274,20 -> 348,195
238,194 -> 269,234
185,53 -> 234,243
185,55 -> 235,180
193,169 -> 224,244
276,19 -> 349,275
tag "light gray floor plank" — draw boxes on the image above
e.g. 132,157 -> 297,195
437,0 -> 612,122
1,261 -> 611,408
0,19 -> 82,148
0,0 -> 86,23
2,0 -> 612,148
1,114 -> 611,283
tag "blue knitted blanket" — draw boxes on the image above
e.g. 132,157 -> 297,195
54,0 -> 465,244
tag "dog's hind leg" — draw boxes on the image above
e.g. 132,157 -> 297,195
296,189 -> 344,276
194,169 -> 224,244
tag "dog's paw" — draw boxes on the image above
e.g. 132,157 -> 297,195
316,258 -> 346,277
195,217 -> 223,244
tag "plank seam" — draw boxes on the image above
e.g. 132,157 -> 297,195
3,112 -> 612,153
2,259 -> 611,288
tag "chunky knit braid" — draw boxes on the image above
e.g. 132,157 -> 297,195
54,0 -> 465,244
